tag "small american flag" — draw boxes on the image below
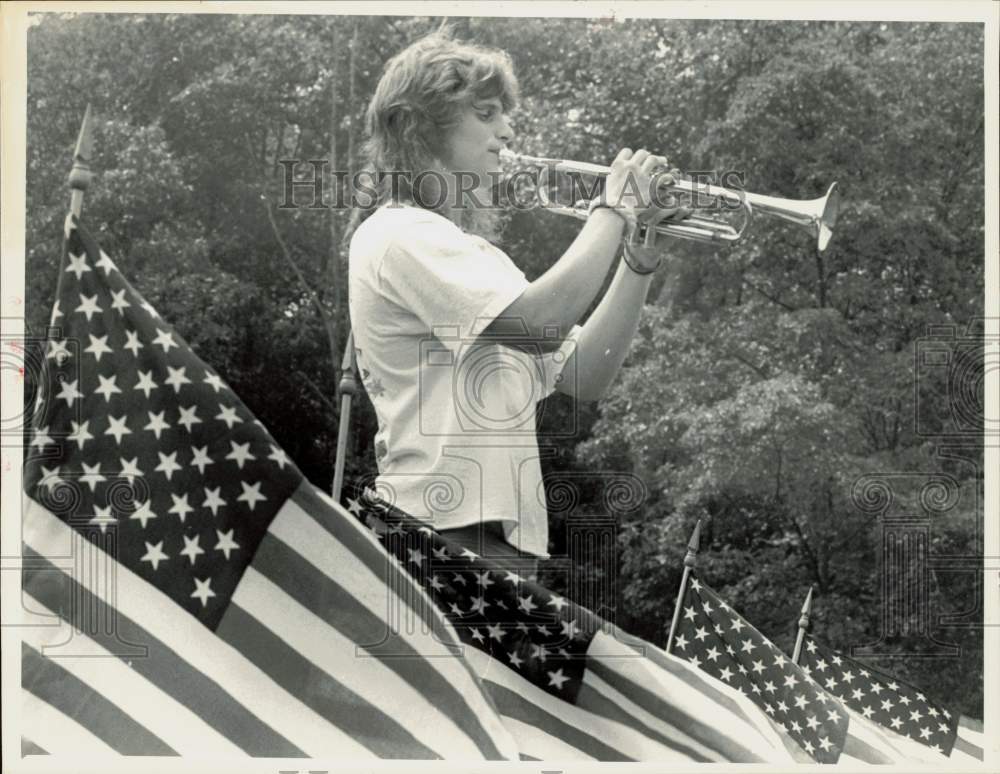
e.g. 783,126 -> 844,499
669,573 -> 849,763
349,493 -> 808,763
799,635 -> 982,759
19,216 -> 517,759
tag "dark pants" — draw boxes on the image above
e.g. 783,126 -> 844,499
438,521 -> 539,581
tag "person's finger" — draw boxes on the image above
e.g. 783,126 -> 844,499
615,147 -> 633,160
642,206 -> 674,246
640,154 -> 667,174
630,149 -> 651,167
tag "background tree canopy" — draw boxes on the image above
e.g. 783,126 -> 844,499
23,13 -> 985,717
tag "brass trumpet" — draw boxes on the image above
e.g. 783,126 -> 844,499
499,149 -> 841,252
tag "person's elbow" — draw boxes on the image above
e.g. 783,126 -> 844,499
480,290 -> 575,352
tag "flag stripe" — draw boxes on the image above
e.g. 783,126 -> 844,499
842,723 -> 897,764
22,643 -> 176,755
625,634 -> 763,729
953,734 -> 984,760
464,645 -> 708,761
21,689 -> 118,756
23,495 -> 501,758
21,600 -> 241,756
585,655 -> 766,762
486,681 -> 634,761
21,738 -> 48,756
21,549 -> 298,757
229,566 -> 498,759
574,682 -> 714,761
579,667 -> 729,761
955,715 -> 985,760
269,493 -> 456,649
246,530 -> 507,758
501,716 -> 599,761
299,486 -> 514,731
216,602 -> 434,759
591,631 -> 780,761
765,716 -> 815,762
292,485 -> 450,638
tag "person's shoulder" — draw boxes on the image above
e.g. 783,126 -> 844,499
379,205 -> 470,253
368,203 -> 454,228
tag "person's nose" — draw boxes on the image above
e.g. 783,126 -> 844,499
497,114 -> 514,143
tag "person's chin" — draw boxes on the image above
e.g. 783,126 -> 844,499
483,162 -> 503,181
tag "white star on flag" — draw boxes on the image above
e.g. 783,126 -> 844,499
94,374 -> 123,402
180,535 -> 205,565
123,329 -> 143,355
202,486 -> 227,516
190,577 -> 215,607
65,251 -> 90,279
84,333 -> 112,361
237,480 -> 266,510
75,293 -> 102,321
164,365 -> 192,393
130,500 -> 157,529
134,370 -> 158,397
110,288 -> 131,313
141,541 -> 169,571
214,529 -> 240,560
152,328 -> 177,352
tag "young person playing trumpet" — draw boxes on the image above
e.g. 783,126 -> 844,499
347,30 -> 688,576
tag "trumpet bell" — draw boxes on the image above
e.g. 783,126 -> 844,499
817,183 -> 840,253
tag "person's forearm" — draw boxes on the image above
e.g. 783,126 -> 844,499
486,208 -> 626,343
565,258 -> 653,401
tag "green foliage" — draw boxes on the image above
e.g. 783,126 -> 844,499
24,13 -> 984,717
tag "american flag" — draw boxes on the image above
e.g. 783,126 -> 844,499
19,216 -> 518,759
799,635 -> 984,761
669,573 -> 850,763
348,493 -> 808,763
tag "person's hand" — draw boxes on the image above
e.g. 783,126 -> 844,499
622,197 -> 694,274
604,148 -> 668,221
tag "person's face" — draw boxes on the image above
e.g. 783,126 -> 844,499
439,96 -> 514,186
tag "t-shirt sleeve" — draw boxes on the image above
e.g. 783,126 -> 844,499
378,211 -> 529,354
534,324 -> 582,402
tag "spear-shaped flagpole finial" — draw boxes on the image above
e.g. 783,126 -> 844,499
666,518 -> 702,653
69,104 -> 94,219
792,585 -> 814,664
684,518 -> 701,568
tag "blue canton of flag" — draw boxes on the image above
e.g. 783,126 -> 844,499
25,218 -> 301,629
669,573 -> 849,763
20,216 -> 518,760
346,491 -> 812,764
799,635 -> 964,756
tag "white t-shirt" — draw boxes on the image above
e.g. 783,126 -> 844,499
348,204 -> 577,557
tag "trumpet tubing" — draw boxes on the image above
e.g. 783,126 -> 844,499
499,149 -> 841,252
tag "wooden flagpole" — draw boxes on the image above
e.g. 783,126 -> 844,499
792,585 -> 814,664
69,104 -> 94,218
331,329 -> 358,502
665,519 -> 701,654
